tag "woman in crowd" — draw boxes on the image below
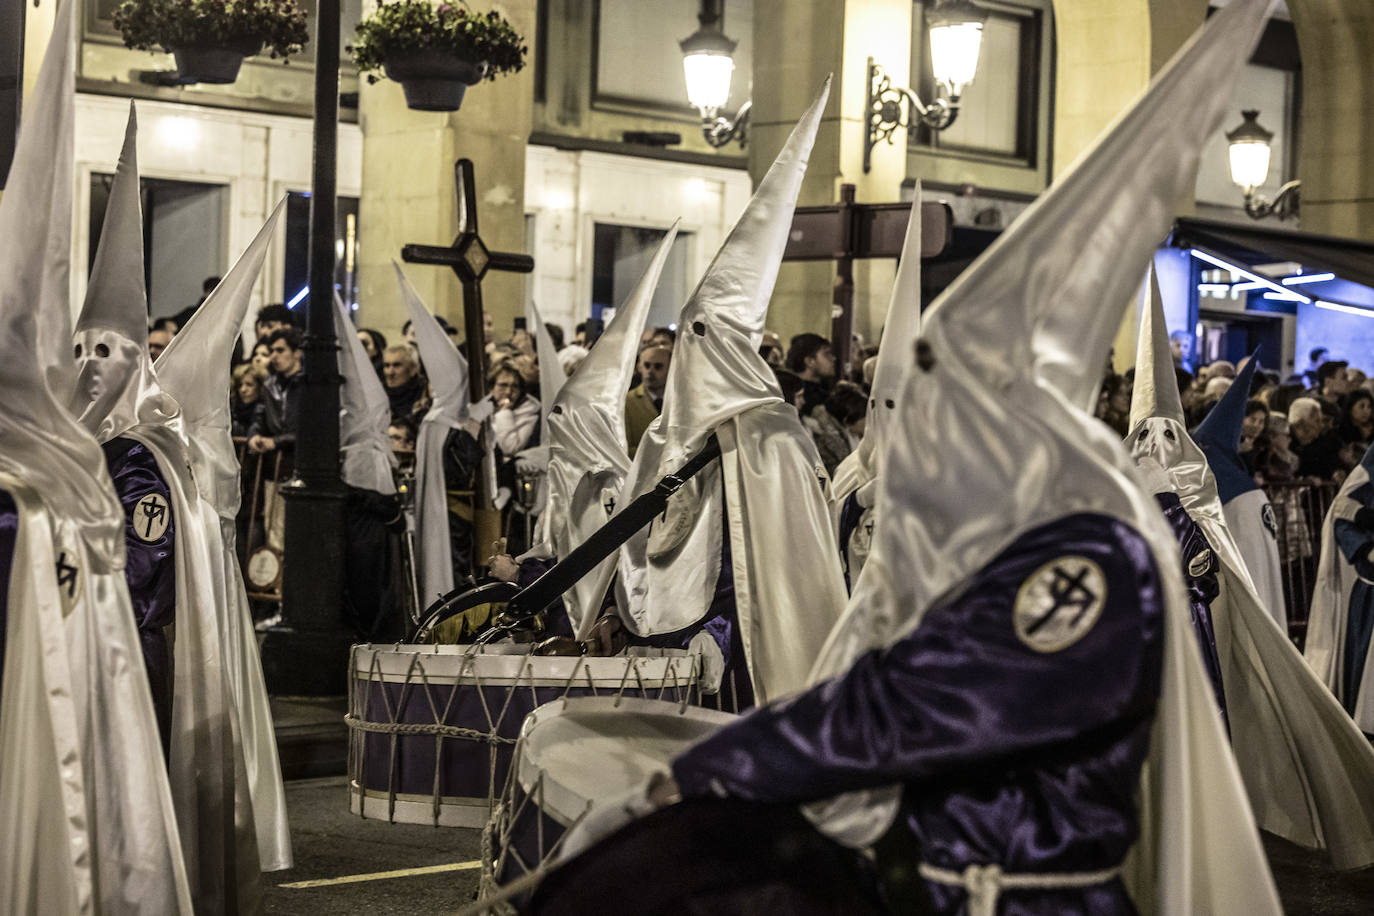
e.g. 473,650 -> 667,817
357,327 -> 388,377
485,360 -> 542,552
1340,389 -> 1374,449
231,363 -> 265,437
804,381 -> 867,476
250,340 -> 272,375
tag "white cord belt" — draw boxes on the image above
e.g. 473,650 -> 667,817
917,861 -> 1123,916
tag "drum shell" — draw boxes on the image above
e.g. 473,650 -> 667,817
347,645 -> 699,827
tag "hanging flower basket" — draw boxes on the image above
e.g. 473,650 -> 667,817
114,0 -> 309,86
351,2 -> 527,112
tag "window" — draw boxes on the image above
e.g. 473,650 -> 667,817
89,174 -> 229,321
282,191 -> 360,311
591,223 -> 692,328
593,0 -> 753,116
908,0 -> 1048,167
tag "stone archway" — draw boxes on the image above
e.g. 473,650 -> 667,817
1287,0 -> 1374,238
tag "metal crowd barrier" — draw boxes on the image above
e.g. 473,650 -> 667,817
1261,480 -> 1338,650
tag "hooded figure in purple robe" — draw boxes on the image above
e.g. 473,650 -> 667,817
531,3 -> 1282,914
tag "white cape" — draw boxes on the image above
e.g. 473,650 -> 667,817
155,205 -> 293,873
1305,458 -> 1374,733
1223,488 -> 1287,631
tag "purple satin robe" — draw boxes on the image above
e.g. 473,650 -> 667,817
0,490 -> 16,698
103,437 -> 176,754
671,513 -> 1164,915
1153,492 -> 1227,728
627,523 -> 754,711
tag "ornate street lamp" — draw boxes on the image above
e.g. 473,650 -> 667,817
1226,109 -> 1300,220
680,0 -> 750,148
865,0 -> 988,172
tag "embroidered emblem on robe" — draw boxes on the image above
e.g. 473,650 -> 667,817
133,492 -> 170,542
1189,548 -> 1214,579
1013,556 -> 1106,652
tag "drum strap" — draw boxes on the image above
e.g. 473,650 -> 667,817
916,861 -> 1122,916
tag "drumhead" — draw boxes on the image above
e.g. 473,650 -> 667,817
350,644 -> 700,689
515,696 -> 735,827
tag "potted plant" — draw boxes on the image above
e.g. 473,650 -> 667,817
114,0 -> 310,85
351,1 -> 527,112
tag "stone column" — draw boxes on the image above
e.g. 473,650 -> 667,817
750,0 -> 912,349
356,0 -> 536,344
1288,0 -> 1374,239
1051,0 -> 1207,370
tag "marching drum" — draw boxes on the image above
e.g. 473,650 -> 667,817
347,644 -> 701,827
484,696 -> 736,896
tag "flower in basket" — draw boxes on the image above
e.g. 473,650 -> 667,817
350,1 -> 528,85
114,0 -> 311,62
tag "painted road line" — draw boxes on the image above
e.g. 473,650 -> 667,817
279,860 -> 483,889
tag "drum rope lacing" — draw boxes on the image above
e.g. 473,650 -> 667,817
347,645 -> 702,830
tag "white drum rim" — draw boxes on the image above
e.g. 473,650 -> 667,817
513,696 -> 735,827
349,644 -> 700,689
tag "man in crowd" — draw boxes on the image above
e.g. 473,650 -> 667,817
254,303 -> 293,342
169,274 -> 222,331
1315,360 -> 1351,404
785,332 -> 836,416
247,327 -> 303,552
1290,396 -> 1346,481
625,343 -> 670,457
382,344 -> 426,421
148,324 -> 172,360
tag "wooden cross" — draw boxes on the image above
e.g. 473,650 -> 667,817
402,158 -> 535,400
783,185 -> 952,374
403,158 -> 534,527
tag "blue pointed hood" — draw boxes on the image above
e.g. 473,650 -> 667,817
1194,350 -> 1260,503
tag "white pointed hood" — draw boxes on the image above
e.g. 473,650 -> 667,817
0,3 -> 192,910
617,81 -> 849,703
542,224 -> 677,637
398,263 -> 470,603
527,300 -> 565,428
70,104 -> 179,445
157,199 -> 286,519
805,2 -> 1284,911
1128,258 -> 1374,872
830,183 -> 924,507
335,294 -> 397,495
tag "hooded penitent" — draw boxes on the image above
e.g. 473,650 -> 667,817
398,263 -> 473,605
668,2 -> 1284,912
527,226 -> 678,638
1129,263 -> 1374,869
614,82 -> 848,705
154,202 -> 293,874
1193,352 -> 1287,629
335,294 -> 398,496
828,184 -> 923,584
1305,442 -> 1374,733
72,103 -> 265,911
0,3 -> 191,910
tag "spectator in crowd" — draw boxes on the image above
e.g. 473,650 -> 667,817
147,325 -> 172,361
1253,414 -> 1299,483
557,344 -> 589,377
626,344 -> 670,458
1289,397 -> 1346,481
1096,373 -> 1131,437
254,303 -> 293,341
250,341 -> 272,375
1239,399 -> 1269,469
170,275 -> 221,331
1341,389 -> 1374,448
1347,367 -> 1369,392
247,327 -> 304,552
1315,360 -> 1351,403
545,322 -> 565,351
387,416 -> 418,470
381,345 -> 426,421
759,342 -> 784,369
785,332 -> 836,416
230,363 -> 264,437
646,326 -> 676,350
1303,346 -> 1330,386
804,382 -> 868,475
573,322 -> 588,347
862,355 -> 879,391
356,328 -> 387,376
775,369 -> 806,413
484,361 -> 542,552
